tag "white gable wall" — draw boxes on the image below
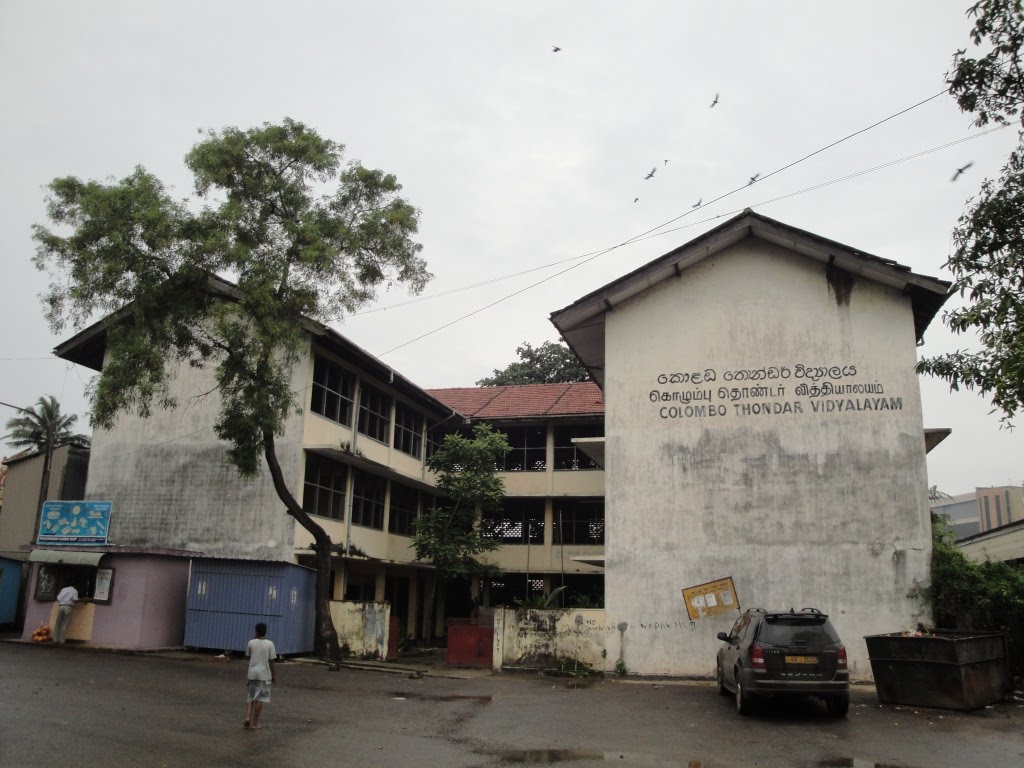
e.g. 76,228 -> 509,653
83,342 -> 308,562
602,239 -> 931,678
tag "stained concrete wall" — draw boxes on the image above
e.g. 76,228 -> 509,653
0,446 -> 79,557
330,600 -> 391,659
493,608 -> 607,670
603,240 -> 932,679
84,347 -> 308,562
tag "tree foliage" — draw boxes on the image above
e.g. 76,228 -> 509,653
923,513 -> 1024,674
917,0 -> 1024,425
32,119 -> 429,658
477,340 -> 590,386
413,424 -> 508,633
3,396 -> 89,453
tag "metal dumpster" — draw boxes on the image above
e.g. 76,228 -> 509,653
864,629 -> 1011,710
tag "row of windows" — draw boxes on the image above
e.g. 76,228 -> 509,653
311,355 -> 603,470
483,498 -> 605,545
302,454 -> 439,535
311,354 -> 445,460
496,425 -> 603,472
302,454 -> 604,544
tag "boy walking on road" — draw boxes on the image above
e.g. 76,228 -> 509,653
244,622 -> 276,730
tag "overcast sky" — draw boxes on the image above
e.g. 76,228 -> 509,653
1,1 -> 1020,495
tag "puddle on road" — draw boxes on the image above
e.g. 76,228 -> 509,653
387,691 -> 492,703
488,750 -> 700,765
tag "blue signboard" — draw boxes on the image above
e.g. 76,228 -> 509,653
37,501 -> 112,545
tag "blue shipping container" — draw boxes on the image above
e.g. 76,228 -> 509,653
184,559 -> 316,655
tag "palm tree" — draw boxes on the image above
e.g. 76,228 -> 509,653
3,396 -> 89,540
4,395 -> 89,453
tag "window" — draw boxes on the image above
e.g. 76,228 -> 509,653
34,564 -> 107,603
358,384 -> 392,443
303,453 -> 348,521
498,426 -> 547,472
426,421 -> 455,460
389,482 -> 419,537
552,498 -> 604,545
344,573 -> 376,601
553,423 -> 602,470
351,470 -> 387,529
310,355 -> 355,426
483,498 -> 544,544
393,402 -> 423,458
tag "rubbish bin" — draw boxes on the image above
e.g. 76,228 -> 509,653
864,629 -> 1011,710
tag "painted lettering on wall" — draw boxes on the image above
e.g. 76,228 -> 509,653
649,362 -> 902,421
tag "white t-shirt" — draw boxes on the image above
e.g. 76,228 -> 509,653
246,637 -> 277,681
56,586 -> 78,606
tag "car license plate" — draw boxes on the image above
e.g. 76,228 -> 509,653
784,655 -> 817,664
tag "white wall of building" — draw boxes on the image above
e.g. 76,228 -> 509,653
84,346 -> 308,562
602,240 -> 932,678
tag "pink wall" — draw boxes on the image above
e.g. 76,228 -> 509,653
22,555 -> 190,649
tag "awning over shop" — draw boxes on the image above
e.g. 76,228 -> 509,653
28,550 -> 106,566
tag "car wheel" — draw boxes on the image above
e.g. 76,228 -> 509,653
826,694 -> 849,717
717,663 -> 729,696
735,671 -> 753,715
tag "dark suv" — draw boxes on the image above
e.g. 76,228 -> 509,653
716,608 -> 849,716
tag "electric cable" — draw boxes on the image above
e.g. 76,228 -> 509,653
377,122 -> 1005,356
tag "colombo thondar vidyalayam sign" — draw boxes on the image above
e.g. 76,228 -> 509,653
37,501 -> 112,545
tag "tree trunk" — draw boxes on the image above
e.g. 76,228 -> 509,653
262,429 -> 341,661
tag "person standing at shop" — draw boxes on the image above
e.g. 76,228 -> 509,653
53,585 -> 79,644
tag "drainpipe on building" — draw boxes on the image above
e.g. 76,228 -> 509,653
559,508 -> 565,606
342,378 -> 362,599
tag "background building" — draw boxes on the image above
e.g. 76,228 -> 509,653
428,383 -> 605,608
931,491 -> 981,541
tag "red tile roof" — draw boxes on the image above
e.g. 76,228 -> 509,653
427,382 -> 604,420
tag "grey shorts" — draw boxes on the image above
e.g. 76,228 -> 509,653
247,679 -> 272,703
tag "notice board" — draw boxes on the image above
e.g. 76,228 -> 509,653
682,576 -> 739,621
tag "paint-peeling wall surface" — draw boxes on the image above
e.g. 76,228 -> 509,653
604,240 -> 932,678
84,351 -> 305,562
330,600 -> 391,659
493,608 -> 606,670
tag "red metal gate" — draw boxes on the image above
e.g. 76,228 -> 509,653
447,619 -> 493,668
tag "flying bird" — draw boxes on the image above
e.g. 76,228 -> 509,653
552,45 -> 561,52
633,197 -> 639,203
692,198 -> 702,208
747,173 -> 760,186
664,159 -> 669,166
644,167 -> 656,180
710,93 -> 719,108
951,162 -> 974,182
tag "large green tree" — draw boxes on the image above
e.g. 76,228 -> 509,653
476,340 -> 590,386
32,119 -> 430,659
917,0 -> 1024,425
413,424 -> 508,636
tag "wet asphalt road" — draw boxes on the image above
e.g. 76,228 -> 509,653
1,642 -> 1022,768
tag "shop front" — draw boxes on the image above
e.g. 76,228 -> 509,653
22,547 -> 194,649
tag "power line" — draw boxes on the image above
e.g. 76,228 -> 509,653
625,126 -> 1009,247
377,94 -> 983,356
351,91 -> 950,324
